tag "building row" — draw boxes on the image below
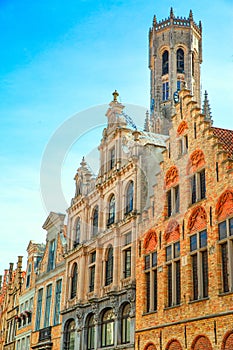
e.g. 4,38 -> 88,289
0,8 -> 233,350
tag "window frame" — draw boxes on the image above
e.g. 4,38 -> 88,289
54,279 -> 62,325
74,217 -> 81,248
101,309 -> 114,347
177,48 -> 184,73
190,229 -> 208,300
107,195 -> 115,226
105,246 -> 114,286
144,251 -> 158,312
218,217 -> 233,293
191,169 -> 206,204
92,206 -> 99,236
165,242 -> 181,307
44,284 -> 52,328
70,263 -> 78,299
167,185 -> 180,217
121,303 -> 131,344
47,240 -> 55,272
35,288 -> 43,331
87,314 -> 95,350
89,252 -> 96,292
162,50 -> 169,75
162,81 -> 169,101
125,181 -> 134,214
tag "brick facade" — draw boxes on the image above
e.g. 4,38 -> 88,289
135,88 -> 233,350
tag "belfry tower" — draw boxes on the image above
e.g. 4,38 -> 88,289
147,8 -> 202,134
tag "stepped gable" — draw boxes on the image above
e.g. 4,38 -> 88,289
212,127 -> 233,158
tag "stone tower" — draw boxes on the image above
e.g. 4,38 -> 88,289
147,8 -> 202,134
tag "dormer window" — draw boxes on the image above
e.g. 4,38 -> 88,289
47,240 -> 55,272
74,217 -> 81,248
177,48 -> 184,73
109,147 -> 115,170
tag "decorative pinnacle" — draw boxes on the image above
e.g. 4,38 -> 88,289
170,7 -> 174,19
189,9 -> 193,21
153,15 -> 157,26
112,90 -> 119,102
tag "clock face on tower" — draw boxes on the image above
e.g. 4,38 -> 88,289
173,91 -> 179,104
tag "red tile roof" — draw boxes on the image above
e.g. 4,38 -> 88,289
212,127 -> 233,159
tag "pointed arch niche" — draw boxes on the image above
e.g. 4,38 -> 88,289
164,219 -> 180,243
187,206 -> 207,233
216,189 -> 233,221
143,228 -> 157,253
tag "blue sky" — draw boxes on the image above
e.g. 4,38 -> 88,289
0,0 -> 232,274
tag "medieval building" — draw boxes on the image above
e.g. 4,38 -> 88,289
60,92 -> 167,349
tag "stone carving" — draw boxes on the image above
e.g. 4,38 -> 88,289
76,309 -> 84,330
190,149 -> 205,172
110,295 -> 119,318
216,190 -> 233,219
165,166 -> 179,188
177,121 -> 188,136
187,206 -> 207,232
127,289 -> 136,303
143,228 -> 157,253
164,219 -> 180,242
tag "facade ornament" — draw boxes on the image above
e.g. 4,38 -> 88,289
110,295 -> 119,318
187,206 -> 207,232
112,90 -> 119,102
76,308 -> 84,330
165,166 -> 179,188
127,289 -> 136,303
164,219 -> 180,242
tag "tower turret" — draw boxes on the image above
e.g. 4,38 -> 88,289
148,8 -> 202,134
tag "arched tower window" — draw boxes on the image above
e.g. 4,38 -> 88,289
74,217 -> 81,248
92,206 -> 99,236
107,195 -> 115,226
105,246 -> 114,286
64,319 -> 75,350
70,263 -> 78,299
125,181 -> 134,214
162,50 -> 169,75
177,48 -> 184,73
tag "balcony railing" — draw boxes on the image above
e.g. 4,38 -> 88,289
39,326 -> 51,342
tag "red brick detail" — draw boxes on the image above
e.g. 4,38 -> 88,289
164,219 -> 180,243
143,228 -> 157,253
216,190 -> 233,220
189,149 -> 205,172
177,121 -> 188,136
165,166 -> 179,188
221,330 -> 233,350
191,335 -> 212,350
144,343 -> 156,350
166,339 -> 182,350
187,206 -> 207,233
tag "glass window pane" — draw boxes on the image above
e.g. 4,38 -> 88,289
174,242 -> 180,258
145,255 -> 150,270
219,221 -> 227,240
166,246 -> 172,261
200,230 -> 207,248
152,252 -> 157,267
190,234 -> 197,251
230,218 -> 233,236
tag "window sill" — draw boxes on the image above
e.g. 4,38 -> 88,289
189,197 -> 206,208
188,296 -> 209,304
218,290 -> 233,297
142,310 -> 157,316
164,303 -> 181,310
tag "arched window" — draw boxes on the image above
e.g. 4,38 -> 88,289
74,217 -> 81,248
92,206 -> 99,236
177,48 -> 184,73
101,309 -> 114,347
64,319 -> 75,350
107,195 -> 115,226
125,181 -> 134,214
162,50 -> 169,75
105,246 -> 114,286
70,263 -> 78,299
87,314 -> 95,350
121,304 -> 130,344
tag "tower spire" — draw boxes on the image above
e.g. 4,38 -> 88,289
202,90 -> 213,123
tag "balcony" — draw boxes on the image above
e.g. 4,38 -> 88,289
39,326 -> 51,342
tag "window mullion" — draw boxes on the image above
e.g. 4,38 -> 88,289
228,239 -> 233,291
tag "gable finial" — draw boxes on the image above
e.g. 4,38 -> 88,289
202,90 -> 213,124
112,90 -> 119,102
170,7 -> 174,19
189,9 -> 193,21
